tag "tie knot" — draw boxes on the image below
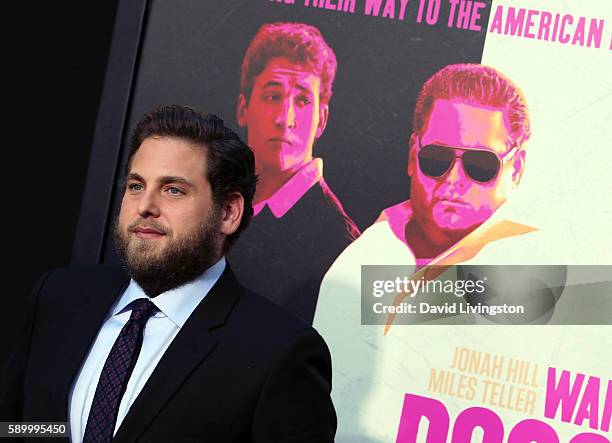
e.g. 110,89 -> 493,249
129,298 -> 158,322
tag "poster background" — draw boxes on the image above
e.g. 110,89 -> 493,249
481,0 -> 612,264
98,0 -> 492,263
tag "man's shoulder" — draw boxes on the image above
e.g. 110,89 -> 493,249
228,287 -> 323,348
235,289 -> 314,332
47,264 -> 125,278
329,217 -> 412,269
375,199 -> 413,224
314,213 -> 416,315
280,176 -> 360,241
34,265 -> 128,305
41,264 -> 127,288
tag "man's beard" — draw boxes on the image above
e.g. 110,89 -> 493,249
113,209 -> 222,297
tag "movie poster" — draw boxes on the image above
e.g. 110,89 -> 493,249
102,0 -> 611,440
312,0 -> 612,441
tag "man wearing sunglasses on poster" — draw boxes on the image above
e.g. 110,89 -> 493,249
379,63 -> 532,265
312,63 -> 539,441
321,63 -> 535,273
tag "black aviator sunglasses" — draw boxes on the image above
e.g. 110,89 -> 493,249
416,138 -> 518,183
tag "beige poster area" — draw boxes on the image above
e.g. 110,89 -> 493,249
314,1 -> 612,441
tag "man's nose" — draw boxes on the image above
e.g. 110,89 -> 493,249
274,98 -> 296,129
445,157 -> 469,187
137,190 -> 161,218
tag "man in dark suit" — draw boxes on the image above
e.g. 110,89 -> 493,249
0,105 -> 336,442
232,22 -> 360,324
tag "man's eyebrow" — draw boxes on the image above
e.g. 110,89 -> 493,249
157,176 -> 195,188
425,141 -> 498,152
261,81 -> 313,95
261,81 -> 283,89
293,82 -> 314,95
423,140 -> 451,147
126,172 -> 144,182
125,173 -> 195,188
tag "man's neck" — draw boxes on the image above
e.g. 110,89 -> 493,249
405,218 -> 471,260
254,167 -> 300,204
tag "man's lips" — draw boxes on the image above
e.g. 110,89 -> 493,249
132,227 -> 166,239
268,137 -> 293,145
436,199 -> 472,209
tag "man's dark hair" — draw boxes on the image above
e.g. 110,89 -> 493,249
128,104 -> 257,252
413,64 -> 531,147
240,22 -> 337,105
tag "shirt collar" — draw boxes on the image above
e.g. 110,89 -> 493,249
377,199 -> 537,263
253,158 -> 323,218
378,200 -> 414,247
114,257 -> 227,328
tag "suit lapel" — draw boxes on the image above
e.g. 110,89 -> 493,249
113,266 -> 243,443
56,269 -> 130,418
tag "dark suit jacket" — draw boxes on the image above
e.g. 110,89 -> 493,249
229,179 -> 360,324
0,265 -> 336,442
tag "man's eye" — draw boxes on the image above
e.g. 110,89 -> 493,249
166,187 -> 184,196
128,183 -> 143,191
297,96 -> 311,106
263,93 -> 281,102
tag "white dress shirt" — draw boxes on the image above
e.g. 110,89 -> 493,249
68,258 -> 226,443
253,158 -> 323,218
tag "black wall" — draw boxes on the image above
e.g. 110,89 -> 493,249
3,2 -> 119,364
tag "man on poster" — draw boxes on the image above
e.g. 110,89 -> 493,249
314,64 -> 540,441
1,105 -> 336,442
232,22 -> 360,324
318,63 -> 536,280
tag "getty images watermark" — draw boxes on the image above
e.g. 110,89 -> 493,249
371,273 -> 525,316
360,265 -> 612,325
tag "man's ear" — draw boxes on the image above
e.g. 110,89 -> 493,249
407,133 -> 417,177
236,94 -> 248,128
315,104 -> 329,139
220,192 -> 244,237
511,148 -> 527,186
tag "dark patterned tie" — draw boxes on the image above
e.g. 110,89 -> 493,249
83,298 -> 158,443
